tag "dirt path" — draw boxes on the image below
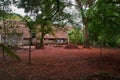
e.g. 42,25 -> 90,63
0,46 -> 120,80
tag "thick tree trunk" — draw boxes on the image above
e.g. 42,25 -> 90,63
83,18 -> 90,48
75,0 -> 90,48
39,26 -> 45,48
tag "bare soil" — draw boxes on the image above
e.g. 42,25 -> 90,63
0,46 -> 120,80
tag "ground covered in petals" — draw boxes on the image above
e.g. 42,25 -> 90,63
0,46 -> 120,80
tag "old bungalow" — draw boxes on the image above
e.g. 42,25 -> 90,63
44,30 -> 68,45
0,20 -> 30,47
0,20 -> 73,46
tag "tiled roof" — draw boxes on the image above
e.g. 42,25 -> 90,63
0,21 -> 73,39
0,21 -> 30,38
44,31 -> 68,39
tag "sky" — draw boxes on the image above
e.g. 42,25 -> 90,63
10,0 -> 82,27
11,0 -> 76,17
11,5 -> 26,16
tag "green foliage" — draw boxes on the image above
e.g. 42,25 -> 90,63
0,10 -> 7,20
17,0 -> 62,17
0,0 -> 12,19
68,28 -> 84,45
75,0 -> 96,48
6,13 -> 24,21
16,0 -> 70,48
0,43 -> 20,60
75,0 -> 120,47
88,0 -> 120,47
116,38 -> 120,46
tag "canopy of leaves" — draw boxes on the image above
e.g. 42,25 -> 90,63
88,0 -> 120,47
0,0 -> 13,16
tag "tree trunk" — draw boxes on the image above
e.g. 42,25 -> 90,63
2,21 -> 6,60
83,18 -> 90,48
75,0 -> 90,48
2,46 -> 5,60
39,26 -> 45,48
28,33 -> 32,64
39,32 -> 44,48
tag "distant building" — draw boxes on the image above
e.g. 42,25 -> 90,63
44,27 -> 70,45
0,20 -> 30,47
0,20 -> 73,46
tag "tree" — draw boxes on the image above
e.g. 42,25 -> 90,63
0,0 -> 15,60
0,0 -> 11,16
27,20 -> 35,64
0,13 -> 22,61
0,15 -> 20,60
88,0 -> 120,47
74,0 -> 95,48
5,13 -> 24,21
16,0 -> 69,48
0,13 -> 25,47
21,15 -> 36,64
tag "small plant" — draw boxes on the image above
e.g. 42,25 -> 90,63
0,43 -> 20,60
